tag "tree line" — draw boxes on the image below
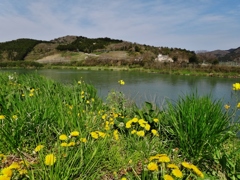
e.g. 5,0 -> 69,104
56,36 -> 123,53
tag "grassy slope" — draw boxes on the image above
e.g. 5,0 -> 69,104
0,72 -> 240,179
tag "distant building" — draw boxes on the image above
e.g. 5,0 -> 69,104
155,54 -> 174,62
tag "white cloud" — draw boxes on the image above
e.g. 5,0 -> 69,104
0,0 -> 239,51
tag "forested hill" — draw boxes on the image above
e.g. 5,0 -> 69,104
0,35 -> 200,64
0,39 -> 43,61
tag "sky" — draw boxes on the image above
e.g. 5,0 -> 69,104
0,0 -> 240,51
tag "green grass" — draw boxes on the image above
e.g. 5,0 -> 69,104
163,93 -> 234,161
0,72 -> 239,179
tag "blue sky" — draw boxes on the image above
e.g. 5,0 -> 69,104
0,0 -> 239,51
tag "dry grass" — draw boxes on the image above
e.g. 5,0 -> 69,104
98,51 -> 128,60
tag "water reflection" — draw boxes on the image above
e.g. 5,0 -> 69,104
1,69 -> 239,107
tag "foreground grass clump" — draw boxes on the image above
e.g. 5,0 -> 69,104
0,72 -> 239,179
164,93 -> 234,162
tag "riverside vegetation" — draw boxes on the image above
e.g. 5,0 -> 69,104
0,72 -> 240,180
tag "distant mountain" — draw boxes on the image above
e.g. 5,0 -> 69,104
196,47 -> 240,63
219,47 -> 240,62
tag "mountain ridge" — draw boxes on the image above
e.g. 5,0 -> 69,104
0,35 -> 239,64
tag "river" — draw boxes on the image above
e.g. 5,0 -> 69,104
2,68 -> 239,108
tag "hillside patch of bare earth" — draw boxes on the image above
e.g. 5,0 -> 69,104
35,54 -> 71,64
35,51 -> 128,64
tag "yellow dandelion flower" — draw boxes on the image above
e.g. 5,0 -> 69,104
149,155 -> 160,161
9,162 -> 20,169
131,117 -> 138,122
131,130 -> 137,134
138,119 -> 147,127
113,130 -> 119,140
121,177 -> 127,180
118,80 -> 125,85
97,131 -> 106,138
1,167 -> 13,177
126,121 -> 132,128
159,155 -> 170,163
164,174 -> 174,180
90,132 -> 99,139
105,124 -> 110,131
191,165 -> 204,178
70,131 -> 80,137
0,175 -> 11,180
151,129 -> 159,136
139,122 -> 145,128
138,119 -> 147,124
22,94 -> 25,97
136,130 -> 145,137
44,154 -> 56,166
172,169 -> 183,178
80,138 -> 87,143
144,124 -> 151,131
102,115 -> 106,120
60,142 -> 68,147
0,115 -> 5,120
224,104 -> 230,110
78,81 -> 81,84
34,145 -> 44,152
147,162 -> 158,171
167,164 -> 179,169
59,134 -> 68,140
67,141 -> 76,146
29,93 -> 34,97
233,83 -> 240,90
181,162 -> 192,169
153,118 -> 159,123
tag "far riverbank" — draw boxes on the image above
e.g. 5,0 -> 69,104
1,60 -> 240,79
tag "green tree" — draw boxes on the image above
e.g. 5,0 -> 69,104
189,54 -> 198,64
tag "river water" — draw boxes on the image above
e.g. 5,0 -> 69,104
2,68 -> 240,108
